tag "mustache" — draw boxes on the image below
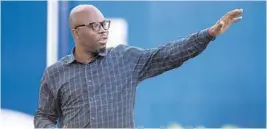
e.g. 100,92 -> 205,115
99,34 -> 108,39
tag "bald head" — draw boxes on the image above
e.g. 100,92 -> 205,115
69,4 -> 105,29
68,4 -> 109,55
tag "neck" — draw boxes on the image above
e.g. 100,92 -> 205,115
74,45 -> 95,64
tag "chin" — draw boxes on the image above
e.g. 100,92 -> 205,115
98,47 -> 106,53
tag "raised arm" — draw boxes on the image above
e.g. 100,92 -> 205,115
132,9 -> 243,81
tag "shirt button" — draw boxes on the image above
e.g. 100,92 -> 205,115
90,98 -> 94,101
91,117 -> 95,120
88,80 -> 91,82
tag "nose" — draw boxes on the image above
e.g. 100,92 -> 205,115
98,26 -> 108,34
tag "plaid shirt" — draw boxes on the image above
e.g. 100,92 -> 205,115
34,28 -> 215,128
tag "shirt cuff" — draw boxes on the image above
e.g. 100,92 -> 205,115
198,28 -> 216,43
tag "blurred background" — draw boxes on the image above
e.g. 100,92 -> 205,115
1,1 -> 266,128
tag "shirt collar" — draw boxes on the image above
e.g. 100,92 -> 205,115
65,47 -> 107,65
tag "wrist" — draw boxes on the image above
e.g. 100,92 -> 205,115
208,28 -> 217,37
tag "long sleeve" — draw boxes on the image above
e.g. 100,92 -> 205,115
34,70 -> 59,128
133,28 -> 215,81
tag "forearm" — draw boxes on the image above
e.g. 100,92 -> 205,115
168,28 -> 215,64
137,28 -> 215,80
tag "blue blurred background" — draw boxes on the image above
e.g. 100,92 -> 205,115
1,1 -> 266,128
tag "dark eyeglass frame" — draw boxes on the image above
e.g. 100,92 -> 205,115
74,20 -> 111,32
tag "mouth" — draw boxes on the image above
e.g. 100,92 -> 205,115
99,37 -> 108,45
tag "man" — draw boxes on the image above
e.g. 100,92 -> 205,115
34,4 -> 243,128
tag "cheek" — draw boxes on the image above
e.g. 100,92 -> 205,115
79,31 -> 100,47
82,30 -> 98,41
80,30 -> 90,39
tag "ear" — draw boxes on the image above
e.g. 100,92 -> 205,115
72,29 -> 80,39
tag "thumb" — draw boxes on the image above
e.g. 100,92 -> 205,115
233,16 -> 242,22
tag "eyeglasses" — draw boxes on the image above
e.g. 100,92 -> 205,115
74,20 -> 111,32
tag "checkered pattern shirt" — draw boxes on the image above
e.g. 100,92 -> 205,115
34,28 -> 215,128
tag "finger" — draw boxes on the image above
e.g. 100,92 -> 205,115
233,16 -> 242,22
228,9 -> 243,18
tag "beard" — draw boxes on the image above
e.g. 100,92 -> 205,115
91,45 -> 106,55
80,38 -> 106,55
98,47 -> 106,53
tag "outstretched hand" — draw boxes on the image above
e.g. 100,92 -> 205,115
209,9 -> 243,37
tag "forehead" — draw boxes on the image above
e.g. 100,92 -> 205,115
78,8 -> 105,24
